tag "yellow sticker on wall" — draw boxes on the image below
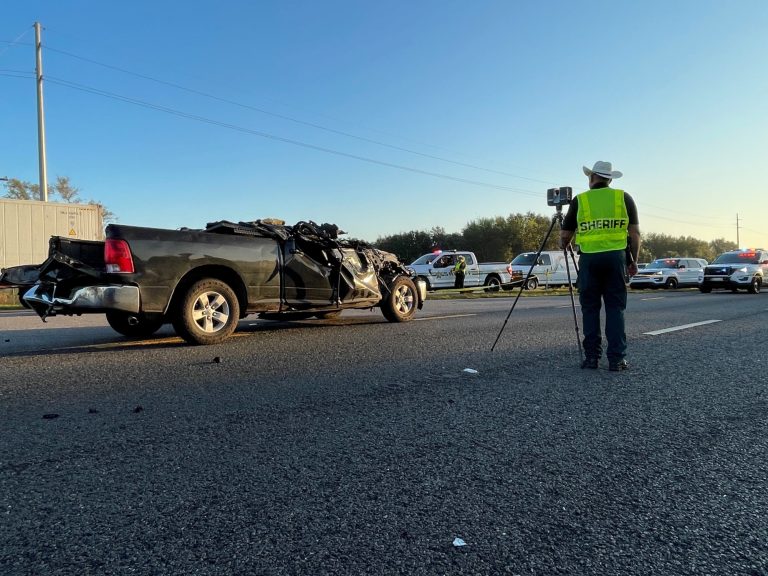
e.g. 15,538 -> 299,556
69,228 -> 77,236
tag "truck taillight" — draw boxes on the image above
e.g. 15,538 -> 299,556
104,239 -> 135,273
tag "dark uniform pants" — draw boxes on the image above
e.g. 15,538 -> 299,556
454,272 -> 465,289
577,250 -> 627,361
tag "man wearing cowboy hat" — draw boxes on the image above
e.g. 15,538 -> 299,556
560,161 -> 641,371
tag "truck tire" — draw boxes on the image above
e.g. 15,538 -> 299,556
525,277 -> 538,290
106,311 -> 165,338
172,278 -> 240,345
381,276 -> 418,322
664,277 -> 678,289
748,277 -> 761,294
699,284 -> 712,293
484,275 -> 502,292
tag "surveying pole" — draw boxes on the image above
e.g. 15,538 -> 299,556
35,22 -> 48,202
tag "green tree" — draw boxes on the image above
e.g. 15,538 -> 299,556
428,226 -> 463,252
708,238 -> 737,259
2,178 -> 39,200
462,216 -> 511,261
53,175 -> 80,202
374,230 -> 435,263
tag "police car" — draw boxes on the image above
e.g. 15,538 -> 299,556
699,248 -> 768,294
629,257 -> 708,289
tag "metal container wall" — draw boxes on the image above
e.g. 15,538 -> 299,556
0,199 -> 104,268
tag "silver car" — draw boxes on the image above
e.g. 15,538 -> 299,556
629,257 -> 708,289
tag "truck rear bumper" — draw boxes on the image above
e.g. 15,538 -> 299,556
23,284 -> 140,315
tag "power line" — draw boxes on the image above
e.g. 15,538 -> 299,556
44,75 -> 542,197
0,71 -> 34,79
0,28 -> 32,59
641,210 -> 733,229
43,44 -> 557,186
642,201 -> 726,221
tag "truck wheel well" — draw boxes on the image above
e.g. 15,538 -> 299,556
168,265 -> 248,318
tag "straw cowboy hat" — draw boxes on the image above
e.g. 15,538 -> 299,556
583,160 -> 623,179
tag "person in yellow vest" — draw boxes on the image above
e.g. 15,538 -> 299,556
453,255 -> 467,289
560,161 -> 641,371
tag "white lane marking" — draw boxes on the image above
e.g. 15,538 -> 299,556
247,313 -> 479,325
641,296 -> 665,300
644,319 -> 721,336
415,314 -> 477,321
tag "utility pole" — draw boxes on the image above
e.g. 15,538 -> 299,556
736,214 -> 740,247
35,21 -> 48,202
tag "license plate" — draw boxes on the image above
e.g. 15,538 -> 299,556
710,277 -> 723,281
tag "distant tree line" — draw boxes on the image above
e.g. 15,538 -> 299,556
639,233 -> 736,264
374,213 -> 737,264
2,176 -> 116,223
374,212 -> 559,263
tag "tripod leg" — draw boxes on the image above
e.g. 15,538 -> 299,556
563,246 -> 584,363
491,213 -> 559,351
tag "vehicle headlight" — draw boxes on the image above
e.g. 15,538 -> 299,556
653,271 -> 663,275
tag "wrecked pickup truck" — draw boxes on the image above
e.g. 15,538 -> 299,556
0,219 -> 426,345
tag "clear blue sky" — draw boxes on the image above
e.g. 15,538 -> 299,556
2,0 -> 766,247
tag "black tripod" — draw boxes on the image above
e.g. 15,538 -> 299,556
491,205 -> 583,362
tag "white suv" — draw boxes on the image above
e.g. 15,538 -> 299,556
629,257 -> 708,289
700,249 -> 768,294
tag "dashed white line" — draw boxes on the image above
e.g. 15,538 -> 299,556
644,319 -> 721,336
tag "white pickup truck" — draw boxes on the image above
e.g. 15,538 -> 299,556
508,250 -> 580,290
407,250 -> 519,291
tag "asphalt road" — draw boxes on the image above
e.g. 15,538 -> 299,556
1,290 -> 767,575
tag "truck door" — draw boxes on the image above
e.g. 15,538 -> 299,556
430,254 -> 456,288
282,237 -> 334,306
550,253 -> 573,284
462,253 -> 480,286
536,254 -> 553,285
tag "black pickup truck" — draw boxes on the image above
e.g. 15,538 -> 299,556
0,219 -> 426,345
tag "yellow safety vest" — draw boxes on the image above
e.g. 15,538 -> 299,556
454,261 -> 465,273
576,188 -> 629,253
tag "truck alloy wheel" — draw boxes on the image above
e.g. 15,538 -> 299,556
484,276 -> 502,292
748,278 -> 761,294
525,277 -> 538,290
381,276 -> 418,322
173,278 -> 240,345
